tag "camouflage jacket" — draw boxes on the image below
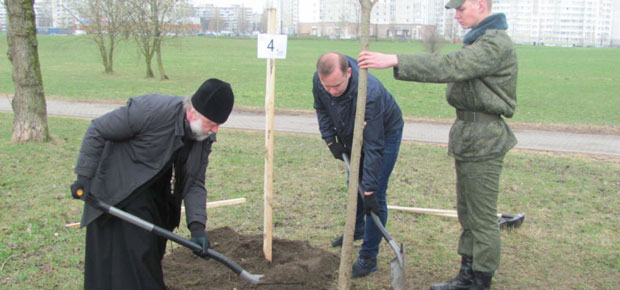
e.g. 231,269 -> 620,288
394,19 -> 518,161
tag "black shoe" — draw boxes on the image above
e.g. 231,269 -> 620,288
429,256 -> 474,290
331,230 -> 364,247
471,271 -> 493,290
351,255 -> 378,278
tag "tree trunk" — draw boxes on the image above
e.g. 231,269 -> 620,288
5,0 -> 50,143
154,37 -> 168,80
337,1 -> 377,289
96,36 -> 112,73
107,33 -> 115,73
145,50 -> 155,78
126,0 -> 176,80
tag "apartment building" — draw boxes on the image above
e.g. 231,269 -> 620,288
495,0 -> 613,47
280,0 -> 299,35
194,4 -> 255,35
0,2 -> 6,32
608,0 -> 620,46
299,0 -> 321,23
51,0 -> 77,29
0,0 -> 77,33
372,0 -> 444,38
2,0 -> 617,46
299,0 -> 442,39
297,0 -> 617,47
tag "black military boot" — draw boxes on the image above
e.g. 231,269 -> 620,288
471,271 -> 493,290
429,256 -> 474,290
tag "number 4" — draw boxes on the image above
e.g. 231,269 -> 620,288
267,39 -> 274,52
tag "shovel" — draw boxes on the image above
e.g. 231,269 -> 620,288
76,190 -> 263,285
342,154 -> 406,290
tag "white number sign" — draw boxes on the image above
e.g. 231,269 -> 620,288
257,34 -> 288,59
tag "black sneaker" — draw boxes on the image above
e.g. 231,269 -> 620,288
331,230 -> 364,247
351,255 -> 378,278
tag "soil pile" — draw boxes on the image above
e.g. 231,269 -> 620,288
163,227 -> 339,289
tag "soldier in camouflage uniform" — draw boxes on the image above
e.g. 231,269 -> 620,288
358,0 -> 517,289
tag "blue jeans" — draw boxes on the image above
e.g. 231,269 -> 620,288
349,129 -> 402,260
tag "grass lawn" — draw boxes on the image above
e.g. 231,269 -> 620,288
1,112 -> 618,289
1,35 -> 619,127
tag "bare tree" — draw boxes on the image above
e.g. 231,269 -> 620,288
338,1 -> 377,288
125,0 -> 179,80
4,0 -> 49,142
73,0 -> 127,73
34,2 -> 52,27
209,7 -> 223,33
236,6 -> 248,35
259,8 -> 268,33
126,0 -> 157,78
423,24 -> 444,53
168,1 -> 194,36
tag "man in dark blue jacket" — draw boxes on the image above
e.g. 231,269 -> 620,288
313,52 -> 403,278
70,79 -> 234,289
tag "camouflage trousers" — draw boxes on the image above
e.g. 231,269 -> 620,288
455,155 -> 505,273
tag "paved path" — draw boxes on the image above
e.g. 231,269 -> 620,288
2,98 -> 619,156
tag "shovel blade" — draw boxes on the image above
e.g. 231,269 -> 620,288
240,271 -> 264,285
499,213 -> 526,230
390,258 -> 406,290
389,245 -> 406,290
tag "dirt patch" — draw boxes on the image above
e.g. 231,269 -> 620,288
163,227 -> 339,289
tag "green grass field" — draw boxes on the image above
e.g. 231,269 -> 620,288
0,113 -> 619,289
1,34 -> 619,126
1,34 -> 619,289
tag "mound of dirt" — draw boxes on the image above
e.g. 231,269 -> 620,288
163,227 -> 339,289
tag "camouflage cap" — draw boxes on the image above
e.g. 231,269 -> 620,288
445,0 -> 466,9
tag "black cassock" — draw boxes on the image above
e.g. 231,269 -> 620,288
84,138 -> 192,289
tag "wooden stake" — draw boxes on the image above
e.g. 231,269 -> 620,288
64,222 -> 80,228
181,197 -> 247,212
388,205 -> 504,218
202,197 -> 246,209
263,7 -> 277,263
338,1 -> 378,289
65,198 -> 247,228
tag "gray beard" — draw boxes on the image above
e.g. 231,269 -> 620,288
189,118 -> 211,141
